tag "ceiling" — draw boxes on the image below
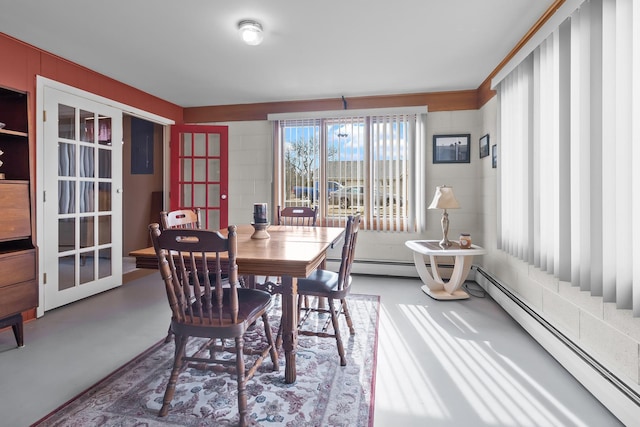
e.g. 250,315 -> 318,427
0,0 -> 555,108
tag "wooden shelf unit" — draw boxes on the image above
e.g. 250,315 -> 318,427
0,87 -> 37,348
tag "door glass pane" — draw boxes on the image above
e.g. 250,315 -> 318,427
58,218 -> 75,252
194,184 -> 206,205
79,251 -> 95,284
182,184 -> 192,206
182,133 -> 192,156
208,184 -> 220,207
208,134 -> 220,156
79,146 -> 95,177
58,255 -> 75,290
98,116 -> 112,146
182,158 -> 192,180
194,133 -> 206,156
99,182 -> 111,212
208,159 -> 220,181
80,110 -> 95,143
58,104 -> 75,139
58,181 -> 75,214
194,159 -> 206,181
80,181 -> 95,213
58,143 -> 76,177
80,217 -> 94,248
99,148 -> 111,178
98,248 -> 112,279
99,215 -> 112,245
207,210 -> 220,230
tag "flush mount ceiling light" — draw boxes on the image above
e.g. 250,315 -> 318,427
238,19 -> 264,46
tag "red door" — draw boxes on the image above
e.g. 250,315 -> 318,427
170,124 -> 228,229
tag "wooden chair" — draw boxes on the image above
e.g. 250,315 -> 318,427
149,224 -> 278,427
160,208 -> 201,230
265,205 -> 319,299
291,214 -> 361,366
159,208 -> 204,342
277,205 -> 318,226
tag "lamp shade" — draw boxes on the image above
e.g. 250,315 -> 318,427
428,185 -> 460,210
238,19 -> 264,46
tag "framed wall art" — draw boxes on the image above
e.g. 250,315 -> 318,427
433,134 -> 470,164
479,133 -> 490,158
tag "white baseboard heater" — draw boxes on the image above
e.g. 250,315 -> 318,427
475,266 -> 640,426
326,258 -> 418,277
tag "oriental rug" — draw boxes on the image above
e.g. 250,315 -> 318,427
32,294 -> 379,427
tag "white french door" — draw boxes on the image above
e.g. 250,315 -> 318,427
42,87 -> 123,310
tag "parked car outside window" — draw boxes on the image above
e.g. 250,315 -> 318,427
328,186 -> 403,209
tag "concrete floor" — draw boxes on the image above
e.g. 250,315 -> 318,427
0,268 -> 622,426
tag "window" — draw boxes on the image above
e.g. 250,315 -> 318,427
271,108 -> 427,232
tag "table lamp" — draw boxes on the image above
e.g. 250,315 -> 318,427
428,185 -> 460,248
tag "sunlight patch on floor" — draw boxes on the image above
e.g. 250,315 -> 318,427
397,304 -> 590,427
376,304 -> 450,420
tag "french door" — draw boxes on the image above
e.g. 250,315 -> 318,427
42,87 -> 123,310
170,125 -> 228,229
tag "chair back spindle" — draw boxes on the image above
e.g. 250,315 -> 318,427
337,214 -> 361,292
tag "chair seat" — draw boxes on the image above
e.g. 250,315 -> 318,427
298,270 -> 351,298
195,288 -> 272,322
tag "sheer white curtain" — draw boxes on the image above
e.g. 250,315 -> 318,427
496,0 -> 640,315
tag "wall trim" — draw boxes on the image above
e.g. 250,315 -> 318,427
475,267 -> 640,426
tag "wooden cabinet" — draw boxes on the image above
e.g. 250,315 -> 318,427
0,87 -> 37,347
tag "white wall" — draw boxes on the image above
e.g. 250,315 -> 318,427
215,110 -> 487,274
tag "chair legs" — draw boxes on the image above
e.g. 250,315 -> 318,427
159,334 -> 188,417
159,316 -> 278,425
295,296 -> 354,366
327,298 -> 347,366
235,336 -> 248,427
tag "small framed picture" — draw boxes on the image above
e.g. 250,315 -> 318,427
492,144 -> 497,168
479,134 -> 490,158
433,134 -> 471,164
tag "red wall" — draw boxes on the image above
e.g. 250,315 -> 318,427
0,33 -> 184,123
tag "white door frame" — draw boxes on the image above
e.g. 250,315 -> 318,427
35,76 -> 175,317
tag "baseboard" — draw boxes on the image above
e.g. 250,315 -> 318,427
326,258 -> 471,280
326,258 -> 417,277
475,267 -> 640,426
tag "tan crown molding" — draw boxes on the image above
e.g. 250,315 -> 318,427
184,90 -> 479,123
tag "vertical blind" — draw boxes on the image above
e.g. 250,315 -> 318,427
272,108 -> 427,232
496,0 -> 640,315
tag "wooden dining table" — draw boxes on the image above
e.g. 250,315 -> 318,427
129,223 -> 345,384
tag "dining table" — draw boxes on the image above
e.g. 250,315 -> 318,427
129,223 -> 345,384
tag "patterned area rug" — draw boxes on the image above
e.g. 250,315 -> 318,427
33,294 -> 379,427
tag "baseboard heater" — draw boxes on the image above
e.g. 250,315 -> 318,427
475,266 -> 640,424
326,258 -> 454,277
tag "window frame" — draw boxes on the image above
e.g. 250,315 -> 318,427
271,107 -> 427,232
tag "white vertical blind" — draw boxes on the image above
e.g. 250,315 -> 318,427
275,110 -> 425,232
601,0 -> 617,302
498,58 -> 533,261
497,0 -> 640,315
569,4 -> 593,291
633,0 -> 640,316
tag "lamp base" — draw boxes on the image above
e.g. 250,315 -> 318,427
439,238 -> 453,249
